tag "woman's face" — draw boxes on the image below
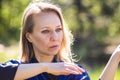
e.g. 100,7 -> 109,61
26,11 -> 63,57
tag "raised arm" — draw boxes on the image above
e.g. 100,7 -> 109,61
99,45 -> 120,80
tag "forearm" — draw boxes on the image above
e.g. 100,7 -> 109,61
14,62 -> 85,80
14,63 -> 46,80
99,54 -> 120,80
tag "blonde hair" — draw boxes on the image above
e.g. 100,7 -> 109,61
20,1 -> 74,63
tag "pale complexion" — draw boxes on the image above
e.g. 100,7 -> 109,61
14,11 -> 85,80
26,11 -> 63,62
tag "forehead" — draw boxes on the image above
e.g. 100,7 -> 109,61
33,11 -> 62,28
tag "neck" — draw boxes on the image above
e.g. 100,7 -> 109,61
35,53 -> 55,63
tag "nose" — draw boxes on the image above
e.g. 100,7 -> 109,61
50,31 -> 58,41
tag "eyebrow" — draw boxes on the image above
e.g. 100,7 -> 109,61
40,25 -> 62,29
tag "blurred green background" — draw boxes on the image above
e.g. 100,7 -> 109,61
0,0 -> 120,79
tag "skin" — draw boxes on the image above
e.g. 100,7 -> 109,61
14,11 -> 85,80
26,11 -> 63,62
99,45 -> 120,80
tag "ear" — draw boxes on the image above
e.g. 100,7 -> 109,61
26,32 -> 33,43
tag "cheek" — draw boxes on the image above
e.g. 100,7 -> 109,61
59,32 -> 63,42
38,37 -> 48,45
32,33 -> 49,46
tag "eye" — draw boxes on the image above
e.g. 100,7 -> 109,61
41,30 -> 50,33
56,28 -> 62,32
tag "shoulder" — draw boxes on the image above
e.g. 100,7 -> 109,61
0,60 -> 20,80
0,60 -> 20,67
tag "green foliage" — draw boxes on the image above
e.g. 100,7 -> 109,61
0,0 -> 31,45
0,0 -> 120,79
89,65 -> 120,80
0,0 -> 120,71
0,52 -> 18,63
62,0 -> 120,62
115,67 -> 120,80
89,65 -> 104,80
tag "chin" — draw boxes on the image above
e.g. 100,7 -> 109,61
48,52 -> 58,56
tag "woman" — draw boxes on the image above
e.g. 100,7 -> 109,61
0,1 -> 90,80
99,45 -> 120,80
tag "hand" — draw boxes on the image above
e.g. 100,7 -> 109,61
43,62 -> 85,75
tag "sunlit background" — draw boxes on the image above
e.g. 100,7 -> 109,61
0,0 -> 120,80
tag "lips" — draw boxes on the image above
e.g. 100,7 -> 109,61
50,45 -> 59,48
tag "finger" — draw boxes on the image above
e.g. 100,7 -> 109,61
70,63 -> 85,73
58,68 -> 73,75
65,68 -> 82,74
76,66 -> 85,73
65,63 -> 85,74
67,65 -> 81,74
